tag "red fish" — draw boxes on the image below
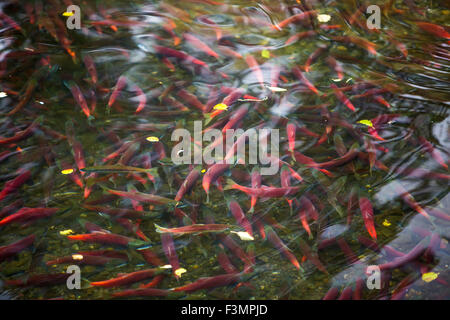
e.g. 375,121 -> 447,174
68,232 -> 143,247
418,137 -> 448,169
293,67 -> 319,95
218,45 -> 243,59
183,33 -> 220,59
330,84 -> 356,111
202,162 -> 230,196
0,207 -> 59,226
222,87 -> 245,106
67,82 -> 91,118
133,85 -> 147,113
0,12 -> 21,31
373,95 -> 391,109
140,248 -> 164,267
0,234 -> 35,262
0,119 -> 38,145
23,4 -> 35,25
108,76 -> 128,108
82,204 -> 152,219
298,238 -> 328,274
364,138 -> 376,172
162,19 -> 181,46
359,197 -> 377,240
66,123 -> 86,174
154,45 -> 210,71
298,205 -> 311,237
357,235 -> 380,252
331,36 -> 377,55
272,11 -> 317,30
107,189 -> 175,205
287,122 -> 296,152
326,56 -> 344,80
83,173 -> 97,199
245,54 -> 265,88
368,127 -> 385,141
155,223 -> 230,235
0,169 -> 31,201
139,274 -> 165,289
217,234 -> 253,270
0,200 -> 23,219
78,250 -> 129,260
83,55 -> 98,84
62,162 -> 84,189
393,183 -> 430,219
225,179 -> 300,198
378,242 -> 426,270
172,273 -> 243,292
337,238 -> 361,264
303,45 -> 327,72
338,287 -> 353,300
323,287 -> 339,300
91,268 -> 163,287
416,22 -> 450,39
285,30 -> 316,45
292,151 -> 332,176
161,233 -> 182,278
227,200 -> 253,237
217,247 -> 238,274
196,15 -> 223,40
249,167 -> 261,213
177,89 -> 206,112
117,218 -> 148,241
175,166 -> 201,202
251,214 -> 266,240
6,273 -> 69,287
221,104 -> 248,132
265,226 -> 300,270
299,196 -> 319,221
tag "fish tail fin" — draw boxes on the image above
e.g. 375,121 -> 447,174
154,223 -> 164,234
223,178 -> 237,191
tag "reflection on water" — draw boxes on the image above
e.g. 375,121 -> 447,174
0,0 -> 449,300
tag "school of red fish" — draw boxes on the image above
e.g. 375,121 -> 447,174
0,0 -> 449,300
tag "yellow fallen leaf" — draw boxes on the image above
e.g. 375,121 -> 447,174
62,12 -> 74,17
358,120 -> 374,128
317,14 -> 331,23
382,219 -> 391,227
261,49 -> 270,59
213,103 -> 228,110
175,268 -> 187,277
231,231 -> 254,241
265,86 -> 287,92
72,254 -> 84,260
61,169 -> 74,175
201,169 -> 206,173
59,229 -> 74,236
146,136 -> 159,142
422,272 -> 439,283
